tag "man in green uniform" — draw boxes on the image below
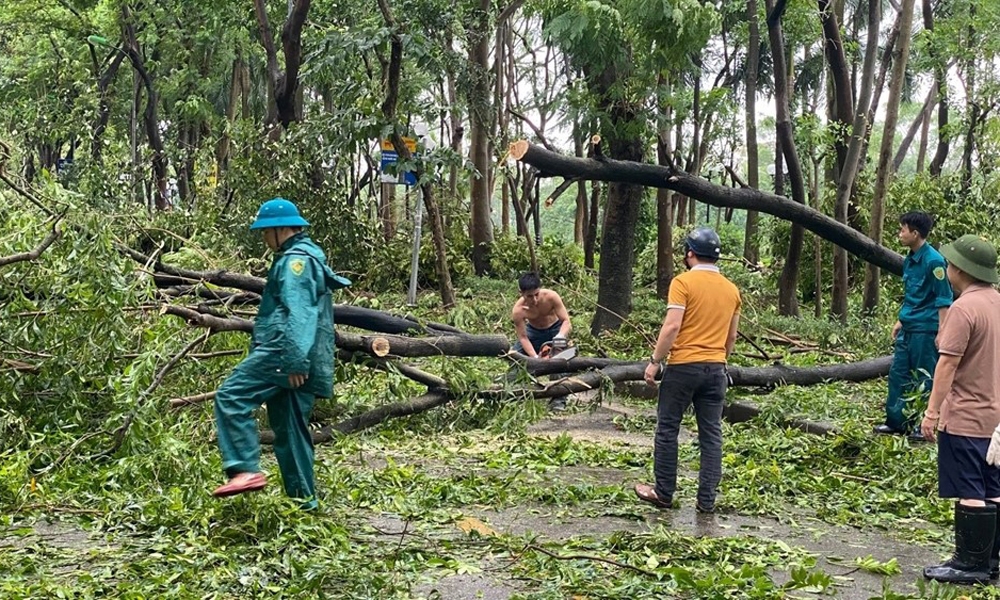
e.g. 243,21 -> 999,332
211,198 -> 350,509
874,211 -> 952,439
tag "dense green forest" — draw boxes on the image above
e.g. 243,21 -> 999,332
2,0 -> 1000,597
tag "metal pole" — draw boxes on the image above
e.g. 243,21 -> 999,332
407,185 -> 423,306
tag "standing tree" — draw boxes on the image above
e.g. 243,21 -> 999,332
253,0 -> 311,131
862,0 -> 916,313
766,0 -> 809,316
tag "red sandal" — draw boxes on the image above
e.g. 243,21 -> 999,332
213,472 -> 267,498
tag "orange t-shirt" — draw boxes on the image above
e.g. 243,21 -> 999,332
666,266 -> 742,365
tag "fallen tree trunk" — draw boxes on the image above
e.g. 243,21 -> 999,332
161,305 -> 506,358
508,140 -> 904,275
259,354 -> 892,444
519,354 -> 892,384
336,332 -> 509,358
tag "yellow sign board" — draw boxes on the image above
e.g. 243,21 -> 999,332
380,137 -> 417,153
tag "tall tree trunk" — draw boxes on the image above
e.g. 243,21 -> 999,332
925,0 -> 950,176
831,0 -> 880,320
573,123 -> 587,245
586,62 -> 646,334
90,51 -> 126,161
862,0 -> 916,314
591,135 -> 644,333
656,183 -> 674,299
378,0 -> 455,308
379,183 -> 396,241
122,7 -> 168,211
584,181 -> 600,269
958,6 -> 979,198
818,0 -> 854,180
917,85 -> 932,172
766,0 -> 808,317
216,53 -> 243,181
743,0 -> 762,265
656,75 -> 675,299
467,0 -> 495,275
892,85 -> 936,172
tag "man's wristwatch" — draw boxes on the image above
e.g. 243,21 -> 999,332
649,354 -> 661,364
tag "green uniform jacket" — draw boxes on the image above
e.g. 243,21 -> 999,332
898,242 -> 953,332
250,233 -> 348,398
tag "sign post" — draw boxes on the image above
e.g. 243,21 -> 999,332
407,186 -> 423,306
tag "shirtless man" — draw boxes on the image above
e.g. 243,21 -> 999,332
511,272 -> 573,411
511,272 -> 572,358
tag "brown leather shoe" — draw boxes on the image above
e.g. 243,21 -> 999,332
212,472 -> 267,498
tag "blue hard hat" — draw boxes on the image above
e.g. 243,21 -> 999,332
684,227 -> 722,259
249,198 -> 310,230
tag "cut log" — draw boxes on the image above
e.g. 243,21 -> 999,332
169,391 -> 216,409
337,331 -> 509,357
508,140 -> 904,275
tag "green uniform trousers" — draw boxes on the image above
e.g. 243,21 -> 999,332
885,330 -> 938,432
214,353 -> 317,509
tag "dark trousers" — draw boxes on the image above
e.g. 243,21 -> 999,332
654,363 -> 728,509
513,320 -> 563,355
885,330 -> 938,432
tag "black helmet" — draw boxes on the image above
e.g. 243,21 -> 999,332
684,227 -> 722,259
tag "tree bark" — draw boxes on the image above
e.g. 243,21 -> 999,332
90,51 -> 126,161
925,0 -> 949,176
831,0 -> 880,320
336,332 -> 509,357
893,85 -> 936,172
584,181 -> 600,269
862,0 -> 915,314
656,77 -> 675,299
591,93 -> 645,333
818,0 -> 854,180
743,0 -> 762,265
766,0 -> 809,316
508,141 -> 904,275
467,0 -> 495,275
252,0 -> 311,129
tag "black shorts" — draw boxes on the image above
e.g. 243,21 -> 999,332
938,430 -> 1000,499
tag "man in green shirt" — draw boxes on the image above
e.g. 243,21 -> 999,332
874,211 -> 953,439
211,198 -> 350,509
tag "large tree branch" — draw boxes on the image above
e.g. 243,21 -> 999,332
252,0 -> 282,93
0,221 -> 62,267
280,0 -> 311,101
509,141 -> 904,275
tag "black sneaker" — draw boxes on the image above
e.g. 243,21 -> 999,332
696,502 -> 715,514
908,430 -> 930,443
549,397 -> 567,412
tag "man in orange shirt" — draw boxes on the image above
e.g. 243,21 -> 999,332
634,228 -> 742,513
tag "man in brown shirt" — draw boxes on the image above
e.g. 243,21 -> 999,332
920,234 -> 1000,585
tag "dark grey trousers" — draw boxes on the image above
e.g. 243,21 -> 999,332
653,363 -> 728,509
